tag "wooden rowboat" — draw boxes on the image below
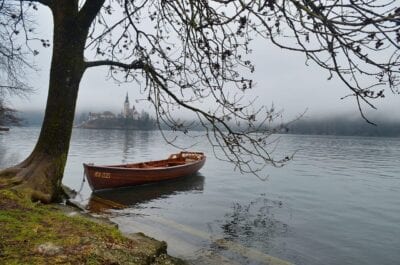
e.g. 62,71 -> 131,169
83,151 -> 206,191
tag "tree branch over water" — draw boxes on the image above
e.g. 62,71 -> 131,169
81,0 -> 399,170
0,0 -> 399,201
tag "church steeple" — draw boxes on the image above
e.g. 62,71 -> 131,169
124,92 -> 130,118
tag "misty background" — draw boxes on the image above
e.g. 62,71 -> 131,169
7,5 -> 400,136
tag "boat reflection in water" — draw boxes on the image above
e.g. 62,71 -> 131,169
87,173 -> 204,212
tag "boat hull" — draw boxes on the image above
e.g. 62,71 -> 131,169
83,152 -> 205,191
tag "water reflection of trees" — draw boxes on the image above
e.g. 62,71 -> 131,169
122,130 -> 151,163
122,130 -> 135,163
221,196 -> 289,243
212,194 -> 290,261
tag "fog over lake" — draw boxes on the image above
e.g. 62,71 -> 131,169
9,5 -> 400,122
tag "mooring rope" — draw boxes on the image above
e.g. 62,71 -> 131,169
77,171 -> 86,194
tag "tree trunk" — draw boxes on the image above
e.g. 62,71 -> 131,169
0,2 -> 88,202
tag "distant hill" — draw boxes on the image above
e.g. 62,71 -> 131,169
285,117 -> 400,137
17,111 -> 44,126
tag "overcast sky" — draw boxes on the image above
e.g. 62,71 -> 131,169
9,5 -> 400,122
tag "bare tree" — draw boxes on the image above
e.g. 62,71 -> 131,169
0,0 -> 33,127
0,0 -> 398,202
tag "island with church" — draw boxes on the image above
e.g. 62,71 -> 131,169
77,93 -> 156,130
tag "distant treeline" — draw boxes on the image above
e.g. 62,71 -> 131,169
17,111 -> 44,126
14,110 -> 400,137
285,118 -> 400,137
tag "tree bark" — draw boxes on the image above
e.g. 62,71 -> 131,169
0,1 -> 90,202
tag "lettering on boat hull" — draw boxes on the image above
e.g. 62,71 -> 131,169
94,172 -> 111,179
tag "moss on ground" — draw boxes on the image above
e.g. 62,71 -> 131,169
0,189 -> 186,265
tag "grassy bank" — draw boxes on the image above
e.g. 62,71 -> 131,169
0,189 -> 185,265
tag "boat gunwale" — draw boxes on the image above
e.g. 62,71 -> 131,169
83,156 -> 206,172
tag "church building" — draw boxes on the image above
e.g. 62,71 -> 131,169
122,92 -> 140,120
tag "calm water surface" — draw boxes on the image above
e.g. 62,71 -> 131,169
1,127 -> 399,265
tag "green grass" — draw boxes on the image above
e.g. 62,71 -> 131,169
0,189 -> 185,265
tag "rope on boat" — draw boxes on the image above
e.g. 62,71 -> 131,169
77,171 -> 86,194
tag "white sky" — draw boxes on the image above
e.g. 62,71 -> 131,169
9,4 -> 400,122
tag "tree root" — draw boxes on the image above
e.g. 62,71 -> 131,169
0,153 -> 67,203
0,167 -> 22,179
0,176 -> 24,189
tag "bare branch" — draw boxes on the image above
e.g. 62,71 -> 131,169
85,59 -> 144,69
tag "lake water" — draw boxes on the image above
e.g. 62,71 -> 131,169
1,127 -> 399,265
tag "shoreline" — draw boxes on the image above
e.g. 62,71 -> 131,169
0,189 -> 186,265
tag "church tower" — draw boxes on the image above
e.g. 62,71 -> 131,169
124,92 -> 130,118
